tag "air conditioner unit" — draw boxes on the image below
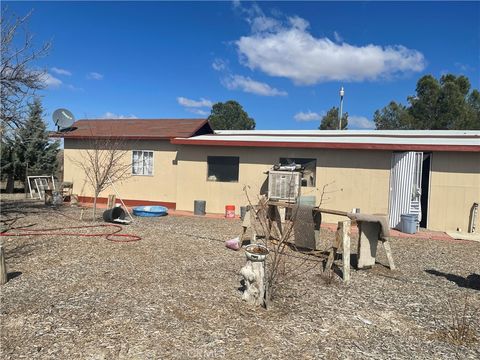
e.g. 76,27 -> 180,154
268,171 -> 301,203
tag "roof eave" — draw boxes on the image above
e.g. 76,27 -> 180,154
170,138 -> 480,152
50,134 -> 173,140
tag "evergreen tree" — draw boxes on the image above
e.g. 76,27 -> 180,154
374,74 -> 480,130
467,89 -> 480,128
208,100 -> 256,130
12,99 -> 59,184
373,101 -> 413,130
407,75 -> 441,129
319,106 -> 348,130
0,136 -> 17,192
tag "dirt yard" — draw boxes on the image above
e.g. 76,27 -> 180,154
1,196 -> 479,359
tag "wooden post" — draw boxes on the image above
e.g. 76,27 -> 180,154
44,190 -> 53,206
70,194 -> 79,206
107,194 -> 116,209
382,240 -> 396,270
325,224 -> 342,271
340,220 -> 351,284
0,246 -> 7,285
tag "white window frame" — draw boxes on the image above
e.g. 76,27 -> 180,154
132,150 -> 154,176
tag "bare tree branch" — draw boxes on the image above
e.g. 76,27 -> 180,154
1,8 -> 51,134
69,136 -> 133,220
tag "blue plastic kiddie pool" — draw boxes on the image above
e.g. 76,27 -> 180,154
132,206 -> 168,217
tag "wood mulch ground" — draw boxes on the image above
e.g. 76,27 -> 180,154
1,196 -> 479,359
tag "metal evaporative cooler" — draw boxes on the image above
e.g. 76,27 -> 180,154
267,170 -> 301,203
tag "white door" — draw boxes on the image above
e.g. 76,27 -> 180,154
389,152 -> 423,229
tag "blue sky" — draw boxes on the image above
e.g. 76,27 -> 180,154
4,1 -> 479,130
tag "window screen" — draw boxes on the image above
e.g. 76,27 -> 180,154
279,157 -> 316,187
132,150 -> 154,175
207,156 -> 239,182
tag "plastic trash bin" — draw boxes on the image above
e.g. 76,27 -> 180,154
240,206 -> 250,220
194,200 -> 206,216
103,207 -> 126,222
400,214 -> 417,234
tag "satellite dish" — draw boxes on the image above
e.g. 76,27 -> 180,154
52,108 -> 75,131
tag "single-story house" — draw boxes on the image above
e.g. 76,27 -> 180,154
52,118 -> 480,232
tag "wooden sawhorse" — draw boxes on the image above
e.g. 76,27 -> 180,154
325,219 -> 396,284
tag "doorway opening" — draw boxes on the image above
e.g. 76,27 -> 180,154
420,153 -> 431,228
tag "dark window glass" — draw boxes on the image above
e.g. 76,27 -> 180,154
207,156 -> 239,182
279,157 -> 316,187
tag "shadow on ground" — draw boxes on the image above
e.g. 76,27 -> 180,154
0,199 -> 47,233
7,271 -> 22,281
0,199 -> 46,216
426,269 -> 480,291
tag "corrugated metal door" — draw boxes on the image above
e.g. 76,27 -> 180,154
409,152 -> 423,225
389,152 -> 423,228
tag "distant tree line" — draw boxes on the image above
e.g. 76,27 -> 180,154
373,74 -> 479,130
317,74 -> 479,131
1,99 -> 60,192
1,9 -> 59,192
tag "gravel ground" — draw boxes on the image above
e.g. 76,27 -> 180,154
0,196 -> 479,359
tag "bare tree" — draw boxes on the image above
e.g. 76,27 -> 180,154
70,137 -> 133,220
1,8 -> 50,133
241,177 -> 338,307
243,191 -> 323,307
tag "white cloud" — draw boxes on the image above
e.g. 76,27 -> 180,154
212,58 -> 286,97
251,15 -> 280,33
348,115 -> 375,129
236,13 -> 425,85
87,72 -> 104,80
177,97 -> 212,116
51,67 -> 72,76
454,62 -> 474,73
222,74 -> 287,96
177,97 -> 213,108
212,58 -> 228,72
294,111 -> 323,122
66,84 -> 84,92
100,112 -> 137,119
41,73 -> 62,88
187,108 -> 209,116
288,16 -> 309,31
333,31 -> 343,43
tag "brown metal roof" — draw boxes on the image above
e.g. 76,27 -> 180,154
50,118 -> 212,140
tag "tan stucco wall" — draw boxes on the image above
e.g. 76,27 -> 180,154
63,139 -> 480,231
428,152 -> 480,232
175,146 -> 392,223
63,139 -> 178,203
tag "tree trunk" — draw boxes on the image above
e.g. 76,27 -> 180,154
240,260 -> 266,307
6,173 -> 15,193
0,246 -> 7,285
93,193 -> 98,221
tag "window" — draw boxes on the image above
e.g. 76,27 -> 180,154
132,150 -> 154,175
279,157 -> 316,187
207,156 -> 239,182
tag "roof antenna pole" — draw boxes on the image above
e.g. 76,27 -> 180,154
338,86 -> 345,130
